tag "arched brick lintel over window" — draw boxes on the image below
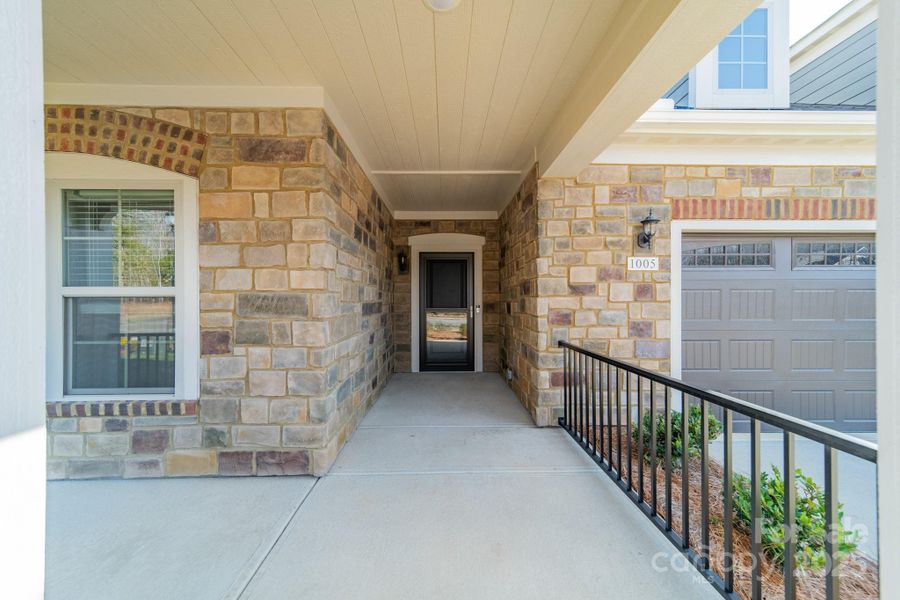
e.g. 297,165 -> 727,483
44,105 -> 207,178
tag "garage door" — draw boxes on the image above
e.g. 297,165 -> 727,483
681,236 -> 876,432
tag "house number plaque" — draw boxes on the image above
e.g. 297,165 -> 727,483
627,256 -> 659,271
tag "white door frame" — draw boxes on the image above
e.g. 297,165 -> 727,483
409,233 -> 485,373
671,219 -> 877,379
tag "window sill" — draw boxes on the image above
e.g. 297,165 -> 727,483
46,397 -> 198,419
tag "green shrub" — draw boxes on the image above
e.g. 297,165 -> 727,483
633,404 -> 722,464
731,467 -> 860,570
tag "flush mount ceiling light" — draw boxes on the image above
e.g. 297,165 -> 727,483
423,0 -> 461,12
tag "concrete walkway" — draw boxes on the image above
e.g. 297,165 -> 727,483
46,373 -> 719,600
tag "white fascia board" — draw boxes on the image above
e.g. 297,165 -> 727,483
394,211 -> 498,220
594,142 -> 875,166
633,107 -> 876,132
44,83 -> 325,108
790,0 -> 878,73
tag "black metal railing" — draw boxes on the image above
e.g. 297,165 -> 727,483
558,340 -> 877,600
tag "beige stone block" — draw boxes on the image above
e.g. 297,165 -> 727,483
244,245 -> 286,266
578,165 -> 628,184
200,312 -> 233,328
270,399 -> 307,424
585,251 -> 612,265
686,166 -> 706,177
564,187 -> 592,206
292,220 -> 330,241
258,110 -> 284,135
309,192 -> 338,221
199,244 -> 241,267
219,220 -> 257,242
716,178 -> 741,198
200,192 -> 252,219
249,371 -> 287,397
707,166 -> 727,178
231,112 -> 256,134
569,266 -> 596,283
205,112 -> 228,133
594,185 -> 610,203
664,166 -> 685,177
688,179 -> 715,196
761,187 -> 791,197
215,269 -> 253,290
232,166 -> 280,190
773,167 -> 811,186
199,167 -> 228,190
292,321 -> 329,346
79,417 -> 102,433
200,293 -> 235,311
309,243 -> 337,268
249,348 -> 272,369
741,187 -> 760,197
282,167 -> 326,188
254,193 -> 270,218
255,269 -> 288,290
537,178 -> 563,199
210,356 -> 247,379
206,147 -> 234,164
286,243 -> 309,267
609,339 -> 634,358
609,283 -> 633,302
166,450 -> 217,476
234,425 -> 281,447
664,180 -> 687,198
574,311 -> 597,326
546,221 -> 569,236
641,303 -> 670,319
290,270 -> 326,289
813,167 -> 835,185
272,191 -> 308,217
241,398 -> 269,423
155,108 -> 191,127
286,109 -> 325,136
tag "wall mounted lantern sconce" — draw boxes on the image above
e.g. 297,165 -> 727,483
398,248 -> 409,274
636,210 -> 660,249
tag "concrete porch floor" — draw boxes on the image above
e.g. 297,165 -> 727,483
46,373 -> 718,600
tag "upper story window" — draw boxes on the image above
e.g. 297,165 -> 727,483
718,8 -> 768,90
690,0 -> 788,109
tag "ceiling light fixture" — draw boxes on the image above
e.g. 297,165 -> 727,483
423,0 -> 461,12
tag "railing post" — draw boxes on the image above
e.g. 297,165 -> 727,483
681,394 -> 690,548
723,408 -> 734,593
825,445 -> 840,600
664,386 -> 672,530
751,418 -> 762,600
784,431 -> 796,600
563,346 -> 568,428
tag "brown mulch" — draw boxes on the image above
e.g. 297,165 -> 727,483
579,426 -> 879,600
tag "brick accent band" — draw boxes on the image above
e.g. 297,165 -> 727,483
44,105 -> 207,177
46,400 -> 198,419
672,197 -> 876,220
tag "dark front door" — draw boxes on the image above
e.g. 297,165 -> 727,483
420,253 -> 474,371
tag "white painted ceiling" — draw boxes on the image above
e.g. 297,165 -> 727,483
42,0 -> 625,212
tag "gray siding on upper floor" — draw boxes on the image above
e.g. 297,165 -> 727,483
791,19 -> 876,109
664,73 -> 690,108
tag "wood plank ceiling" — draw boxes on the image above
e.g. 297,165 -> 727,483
43,0 -> 624,212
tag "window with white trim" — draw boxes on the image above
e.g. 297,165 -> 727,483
717,8 -> 768,90
689,0 -> 789,109
61,189 -> 177,394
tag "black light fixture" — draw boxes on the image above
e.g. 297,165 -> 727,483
636,209 -> 660,249
398,248 -> 409,274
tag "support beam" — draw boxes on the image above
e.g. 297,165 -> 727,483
877,0 -> 900,594
0,0 -> 46,597
538,0 -> 759,177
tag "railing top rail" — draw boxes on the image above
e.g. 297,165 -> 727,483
558,340 -> 878,463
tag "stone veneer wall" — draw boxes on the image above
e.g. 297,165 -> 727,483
499,163 -> 876,426
391,219 -> 500,372
45,105 -> 394,478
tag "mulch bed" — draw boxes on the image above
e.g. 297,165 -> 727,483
581,427 -> 879,600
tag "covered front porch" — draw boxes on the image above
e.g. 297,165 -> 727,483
46,372 -> 717,599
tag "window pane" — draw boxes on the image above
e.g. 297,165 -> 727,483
743,64 -> 767,89
718,37 -> 741,62
64,189 -> 175,287
66,297 -> 175,394
718,64 -> 741,89
743,37 -> 767,62
743,8 -> 767,35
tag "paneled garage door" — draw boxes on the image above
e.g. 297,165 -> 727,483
681,236 -> 876,432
